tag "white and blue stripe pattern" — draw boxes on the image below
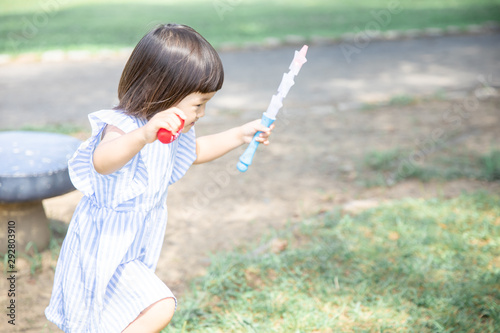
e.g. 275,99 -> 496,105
45,109 -> 197,332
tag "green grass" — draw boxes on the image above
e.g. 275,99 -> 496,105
165,192 -> 500,332
1,0 -> 499,55
481,150 -> 500,181
360,149 -> 500,186
0,123 -> 88,135
1,219 -> 67,275
363,149 -> 405,172
388,94 -> 419,107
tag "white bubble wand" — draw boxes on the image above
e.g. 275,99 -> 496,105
237,45 -> 309,172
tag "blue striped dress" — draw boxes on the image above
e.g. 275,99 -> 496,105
45,109 -> 197,332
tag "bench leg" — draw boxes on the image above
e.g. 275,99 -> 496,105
0,201 -> 51,254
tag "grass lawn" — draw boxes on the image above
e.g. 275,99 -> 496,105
1,0 -> 499,55
166,192 -> 500,332
360,149 -> 500,186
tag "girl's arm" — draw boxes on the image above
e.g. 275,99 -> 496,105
194,119 -> 274,165
93,126 -> 147,175
93,108 -> 186,175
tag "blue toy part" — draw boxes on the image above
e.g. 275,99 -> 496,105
237,113 -> 275,172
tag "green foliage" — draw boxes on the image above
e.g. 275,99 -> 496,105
166,192 -> 500,332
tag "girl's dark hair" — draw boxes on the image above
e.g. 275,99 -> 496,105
115,24 -> 224,119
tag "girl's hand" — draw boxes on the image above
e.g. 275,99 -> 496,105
141,107 -> 187,143
240,119 -> 275,145
94,108 -> 186,175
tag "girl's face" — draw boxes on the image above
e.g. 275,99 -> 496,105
176,91 -> 216,133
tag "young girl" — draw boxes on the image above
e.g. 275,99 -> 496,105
45,23 -> 273,333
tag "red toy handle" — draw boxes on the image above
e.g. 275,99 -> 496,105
157,116 -> 185,144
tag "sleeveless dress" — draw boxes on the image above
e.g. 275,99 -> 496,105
45,109 -> 197,332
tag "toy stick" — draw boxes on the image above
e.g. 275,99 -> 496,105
237,45 -> 308,172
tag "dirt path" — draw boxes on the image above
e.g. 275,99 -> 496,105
1,34 -> 500,128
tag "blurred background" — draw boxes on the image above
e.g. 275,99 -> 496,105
1,0 -> 500,332
1,0 -> 500,55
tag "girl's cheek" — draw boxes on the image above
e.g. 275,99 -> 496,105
187,110 -> 196,123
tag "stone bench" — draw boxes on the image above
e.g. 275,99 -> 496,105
0,131 -> 81,254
